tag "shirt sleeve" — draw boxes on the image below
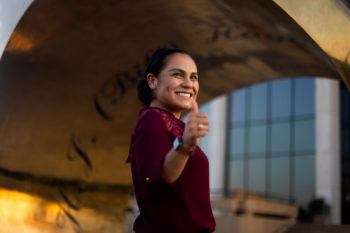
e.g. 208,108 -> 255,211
132,111 -> 181,201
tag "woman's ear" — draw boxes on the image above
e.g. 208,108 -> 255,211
146,73 -> 157,90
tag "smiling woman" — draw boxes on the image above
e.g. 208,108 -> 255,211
127,48 -> 215,233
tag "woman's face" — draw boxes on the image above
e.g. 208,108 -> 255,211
148,53 -> 199,118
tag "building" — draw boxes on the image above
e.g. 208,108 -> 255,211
200,77 -> 350,225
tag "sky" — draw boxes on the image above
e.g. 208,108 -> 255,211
0,0 -> 32,60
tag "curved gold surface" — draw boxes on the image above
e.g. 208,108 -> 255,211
0,0 -> 341,185
274,0 -> 350,89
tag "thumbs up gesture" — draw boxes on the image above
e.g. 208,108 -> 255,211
182,99 -> 209,151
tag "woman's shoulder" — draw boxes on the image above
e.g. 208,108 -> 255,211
137,107 -> 184,136
138,107 -> 167,124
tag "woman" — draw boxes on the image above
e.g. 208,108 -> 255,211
127,48 -> 216,233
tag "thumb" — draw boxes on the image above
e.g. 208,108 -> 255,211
191,98 -> 199,113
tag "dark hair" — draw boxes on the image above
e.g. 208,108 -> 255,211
137,47 -> 190,106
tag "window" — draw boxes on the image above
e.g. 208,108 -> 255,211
231,89 -> 246,125
248,125 -> 267,156
294,119 -> 315,154
270,157 -> 290,198
271,122 -> 291,155
294,78 -> 315,116
249,158 -> 266,193
230,128 -> 245,158
249,83 -> 268,121
271,79 -> 291,119
293,155 -> 315,207
229,160 -> 244,191
227,78 -> 315,206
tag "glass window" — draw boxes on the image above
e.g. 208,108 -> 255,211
294,119 -> 315,153
231,89 -> 246,124
248,125 -> 267,156
271,122 -> 291,154
249,158 -> 266,193
230,128 -> 245,158
249,83 -> 268,121
271,79 -> 291,119
270,157 -> 290,198
229,160 -> 244,191
293,155 -> 315,207
294,78 -> 315,116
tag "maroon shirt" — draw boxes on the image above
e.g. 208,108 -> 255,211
127,107 -> 216,233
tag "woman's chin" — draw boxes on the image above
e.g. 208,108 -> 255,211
180,103 -> 192,111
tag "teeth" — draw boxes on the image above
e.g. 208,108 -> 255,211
177,92 -> 191,97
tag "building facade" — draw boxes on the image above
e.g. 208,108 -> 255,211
200,77 -> 349,224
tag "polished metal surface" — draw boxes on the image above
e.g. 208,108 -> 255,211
0,0 -> 341,183
274,0 -> 350,89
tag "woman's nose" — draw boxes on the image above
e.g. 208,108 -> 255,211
181,77 -> 193,88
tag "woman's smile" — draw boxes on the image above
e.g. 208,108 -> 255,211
175,91 -> 192,98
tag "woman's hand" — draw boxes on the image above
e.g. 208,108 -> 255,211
162,99 -> 209,183
182,99 -> 209,150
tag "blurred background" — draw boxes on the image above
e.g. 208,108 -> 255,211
0,0 -> 350,232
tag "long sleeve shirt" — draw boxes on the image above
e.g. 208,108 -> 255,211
127,107 -> 216,233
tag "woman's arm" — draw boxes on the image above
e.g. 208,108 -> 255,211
162,100 -> 209,183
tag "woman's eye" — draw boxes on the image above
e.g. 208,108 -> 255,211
173,73 -> 182,77
191,75 -> 199,81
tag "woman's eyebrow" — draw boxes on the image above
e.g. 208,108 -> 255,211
168,68 -> 185,73
168,68 -> 198,76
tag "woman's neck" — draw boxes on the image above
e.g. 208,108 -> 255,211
149,101 -> 181,119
